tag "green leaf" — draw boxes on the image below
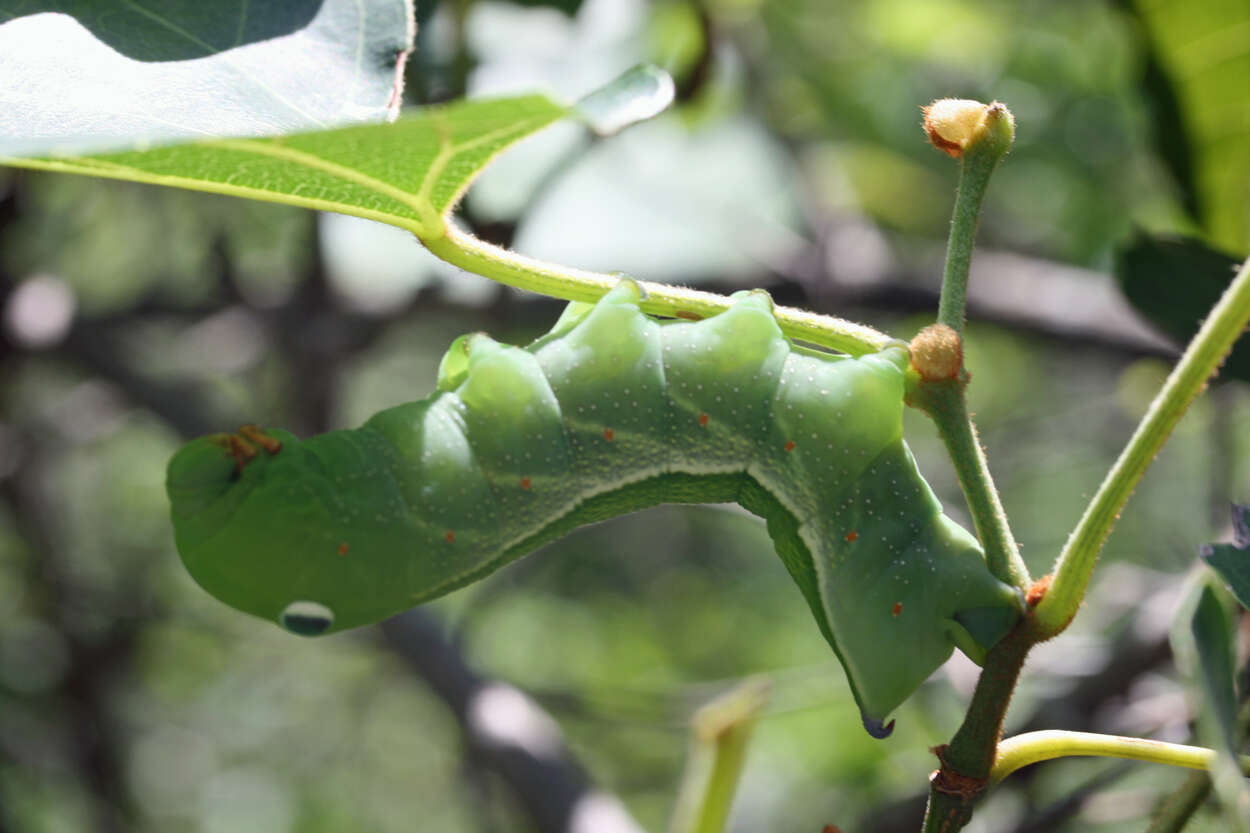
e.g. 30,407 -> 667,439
1131,0 -> 1250,251
1125,0 -> 1200,221
0,0 -> 415,157
2,65 -> 675,271
1115,232 -> 1250,382
1172,576 -> 1249,830
1203,504 -> 1250,611
4,94 -> 570,238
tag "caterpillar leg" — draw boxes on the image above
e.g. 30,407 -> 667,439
209,425 -> 283,472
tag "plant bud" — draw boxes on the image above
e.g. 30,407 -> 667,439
923,99 -> 1014,159
910,324 -> 963,381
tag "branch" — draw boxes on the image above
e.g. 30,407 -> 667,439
381,612 -> 648,833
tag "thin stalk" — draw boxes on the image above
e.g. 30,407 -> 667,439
916,104 -> 1030,832
912,101 -> 1026,590
423,224 -> 891,356
936,104 -> 1013,335
912,377 -> 1031,590
990,731 -> 1250,786
668,679 -> 771,833
1033,256 -> 1250,639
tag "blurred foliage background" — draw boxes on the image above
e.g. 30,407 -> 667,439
1,0 -> 1249,831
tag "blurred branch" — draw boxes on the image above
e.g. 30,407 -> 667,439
1012,762 -> 1134,833
382,611 -> 648,833
1,170 -> 138,833
0,438 -> 140,833
797,224 -> 1177,355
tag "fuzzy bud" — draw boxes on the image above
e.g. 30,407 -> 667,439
923,99 -> 1014,159
909,324 -> 963,381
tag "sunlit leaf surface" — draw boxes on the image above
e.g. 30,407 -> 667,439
1135,0 -> 1250,250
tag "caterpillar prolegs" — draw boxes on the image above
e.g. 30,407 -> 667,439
166,279 -> 1022,736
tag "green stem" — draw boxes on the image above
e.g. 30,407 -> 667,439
668,679 -> 771,833
423,224 -> 891,356
936,106 -> 1013,336
1033,255 -> 1250,639
921,623 -> 1033,833
990,731 -> 1250,786
910,377 -> 1030,591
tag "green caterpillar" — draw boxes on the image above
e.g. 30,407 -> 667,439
167,279 -> 1021,737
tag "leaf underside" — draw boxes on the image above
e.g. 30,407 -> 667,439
0,0 -> 417,158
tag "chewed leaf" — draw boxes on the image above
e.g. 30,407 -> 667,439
1201,504 -> 1250,611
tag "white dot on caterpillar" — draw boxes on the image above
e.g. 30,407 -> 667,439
280,601 -> 334,636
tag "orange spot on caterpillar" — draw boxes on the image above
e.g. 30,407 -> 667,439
602,428 -> 615,441
675,310 -> 702,321
844,531 -> 859,542
892,602 -> 903,617
783,440 -> 795,452
697,412 -> 709,426
444,531 -> 456,543
520,477 -> 532,490
823,825 -> 844,833
337,543 -> 349,556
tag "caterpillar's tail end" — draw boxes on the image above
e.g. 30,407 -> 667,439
861,712 -> 896,739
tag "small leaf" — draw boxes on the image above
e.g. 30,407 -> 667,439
1129,7 -> 1201,221
1202,504 -> 1250,611
1115,232 -> 1250,382
574,65 -> 675,137
1188,583 -> 1238,748
0,0 -> 415,157
1172,577 -> 1249,830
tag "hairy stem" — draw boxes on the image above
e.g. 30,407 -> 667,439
990,731 -> 1250,786
1033,256 -> 1250,639
936,105 -> 1013,335
422,224 -> 892,356
921,622 -> 1033,833
910,376 -> 1031,591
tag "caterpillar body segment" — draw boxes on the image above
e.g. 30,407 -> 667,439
167,279 -> 1022,734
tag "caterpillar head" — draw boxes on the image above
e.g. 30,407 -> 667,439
166,427 -> 414,636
